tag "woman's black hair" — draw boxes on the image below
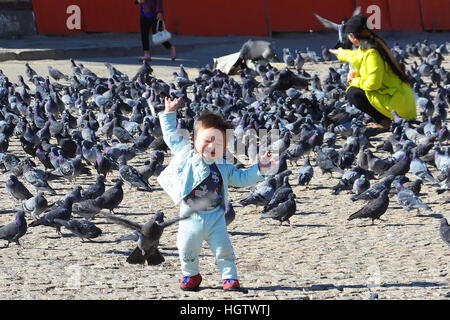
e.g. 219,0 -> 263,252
350,29 -> 411,86
344,14 -> 411,86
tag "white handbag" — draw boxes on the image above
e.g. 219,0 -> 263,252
152,20 -> 172,45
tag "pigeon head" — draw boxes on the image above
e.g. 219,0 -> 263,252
441,218 -> 448,227
14,210 -> 26,223
154,211 -> 165,223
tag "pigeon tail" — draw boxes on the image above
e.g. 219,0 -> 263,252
126,246 -> 146,264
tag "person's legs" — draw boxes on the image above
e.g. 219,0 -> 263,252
140,15 -> 152,59
205,210 -> 238,281
346,86 -> 389,123
177,214 -> 204,277
150,17 -> 176,60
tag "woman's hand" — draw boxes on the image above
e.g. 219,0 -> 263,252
164,97 -> 182,113
329,48 -> 343,56
347,69 -> 357,83
137,0 -> 145,4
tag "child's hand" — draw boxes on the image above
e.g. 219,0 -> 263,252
164,97 -> 182,113
258,151 -> 279,175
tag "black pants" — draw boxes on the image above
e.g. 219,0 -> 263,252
346,87 -> 389,123
140,15 -> 172,51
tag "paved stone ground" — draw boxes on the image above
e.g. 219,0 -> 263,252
0,38 -> 449,300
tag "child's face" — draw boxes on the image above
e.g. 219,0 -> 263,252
194,126 -> 226,161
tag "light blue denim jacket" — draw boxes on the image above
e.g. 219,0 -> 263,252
157,111 -> 265,215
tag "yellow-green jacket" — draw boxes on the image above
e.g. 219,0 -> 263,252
337,47 -> 417,119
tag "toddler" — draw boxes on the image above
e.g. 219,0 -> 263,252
157,97 -> 277,291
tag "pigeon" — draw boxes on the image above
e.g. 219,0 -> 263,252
72,197 -> 105,220
352,174 -> 370,195
22,165 -> 57,196
395,182 -> 431,216
364,149 -> 391,176
348,189 -> 389,225
0,211 -> 27,248
81,175 -> 106,200
98,179 -> 124,214
48,66 -> 69,81
351,175 -> 395,202
17,191 -> 48,220
53,218 -> 102,241
410,150 -> 436,184
297,156 -> 314,187
118,156 -> 152,192
313,6 -> 361,49
379,154 -> 411,179
239,177 -> 277,212
6,175 -> 33,201
439,218 -> 450,255
236,40 -> 278,68
103,196 -> 213,265
260,193 -> 296,227
29,197 -> 73,236
262,176 -> 294,213
316,148 -> 344,177
225,200 -> 236,226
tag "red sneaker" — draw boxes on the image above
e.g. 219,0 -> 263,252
223,279 -> 240,291
180,274 -> 202,291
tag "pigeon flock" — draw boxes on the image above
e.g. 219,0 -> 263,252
0,35 -> 449,276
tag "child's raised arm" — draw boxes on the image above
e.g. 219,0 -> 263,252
159,97 -> 191,154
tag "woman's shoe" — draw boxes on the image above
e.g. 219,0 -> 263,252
366,119 -> 391,131
170,46 -> 177,61
139,53 -> 151,61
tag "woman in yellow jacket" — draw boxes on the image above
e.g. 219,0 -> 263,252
329,14 -> 417,131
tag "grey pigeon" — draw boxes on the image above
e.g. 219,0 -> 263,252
72,197 -> 105,220
17,191 -> 48,220
410,150 -> 436,184
364,149 -> 391,175
348,189 -> 389,225
6,175 -> 33,201
0,211 -> 27,248
379,153 -> 411,179
395,182 -> 431,216
237,40 -> 278,67
29,198 -> 73,236
103,196 -> 213,265
98,179 -> 124,214
260,193 -> 296,227
351,175 -> 395,202
22,165 -> 57,196
298,156 -> 314,187
440,218 -> 450,255
239,177 -> 277,212
352,174 -> 370,195
225,200 -> 236,226
316,148 -> 344,177
262,176 -> 294,213
53,218 -> 102,241
48,66 -> 69,81
81,175 -> 106,200
118,156 -> 152,192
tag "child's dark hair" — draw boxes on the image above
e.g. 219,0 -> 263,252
194,111 -> 232,135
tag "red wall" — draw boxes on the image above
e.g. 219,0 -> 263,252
31,0 -> 450,36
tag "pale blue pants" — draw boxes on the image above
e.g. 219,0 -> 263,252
177,206 -> 237,279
